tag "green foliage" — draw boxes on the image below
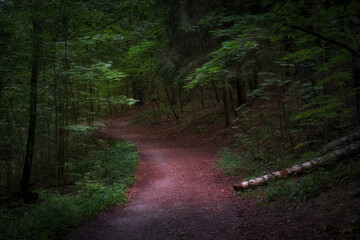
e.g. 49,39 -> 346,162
186,12 -> 271,89
73,141 -> 138,186
295,96 -> 342,125
217,148 -> 266,177
131,106 -> 172,124
2,1 -> 360,235
263,170 -> 327,203
0,141 -> 138,240
283,47 -> 324,63
239,160 -> 359,206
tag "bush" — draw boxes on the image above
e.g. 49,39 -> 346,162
0,141 -> 138,240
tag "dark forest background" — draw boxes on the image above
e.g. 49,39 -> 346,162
1,0 -> 360,238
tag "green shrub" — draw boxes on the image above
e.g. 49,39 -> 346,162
0,141 -> 138,240
264,170 -> 327,203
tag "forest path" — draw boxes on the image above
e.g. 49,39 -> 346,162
67,112 -> 247,240
64,110 -> 358,240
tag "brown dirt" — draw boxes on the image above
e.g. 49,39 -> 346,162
64,106 -> 360,240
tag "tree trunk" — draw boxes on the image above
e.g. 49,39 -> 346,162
165,86 -> 179,119
229,88 -> 238,117
58,0 -> 68,184
234,141 -> 360,191
349,0 -> 360,120
200,86 -> 205,108
132,78 -> 137,100
353,60 -> 360,118
178,80 -> 183,112
211,79 -> 220,103
222,85 -> 230,127
21,0 -> 41,203
234,77 -> 246,107
322,131 -> 360,152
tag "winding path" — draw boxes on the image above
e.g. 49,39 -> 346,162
63,112 -> 360,240
66,114 -> 246,240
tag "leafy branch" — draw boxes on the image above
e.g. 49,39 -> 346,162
291,25 -> 360,59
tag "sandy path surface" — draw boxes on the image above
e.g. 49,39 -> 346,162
66,115 -> 246,240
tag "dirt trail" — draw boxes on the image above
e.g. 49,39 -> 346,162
65,112 -> 360,240
67,115 -> 246,240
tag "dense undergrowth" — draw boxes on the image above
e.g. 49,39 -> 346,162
0,141 -> 138,240
131,106 -> 173,125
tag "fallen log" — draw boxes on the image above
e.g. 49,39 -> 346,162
234,141 -> 360,192
321,131 -> 360,152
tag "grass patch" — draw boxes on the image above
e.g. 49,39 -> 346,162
217,147 -> 294,179
217,148 -> 267,177
0,141 -> 138,240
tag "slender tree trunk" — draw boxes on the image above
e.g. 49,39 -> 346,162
353,59 -> 360,118
156,84 -> 160,100
165,86 -> 179,119
9,103 -> 25,161
222,84 -> 230,127
125,80 -> 129,97
200,86 -> 205,108
21,0 -> 41,203
211,79 -> 220,103
178,81 -> 183,112
4,112 -> 13,195
132,78 -> 137,100
229,88 -> 238,117
170,86 -> 176,106
235,77 -> 246,107
58,0 -> 68,184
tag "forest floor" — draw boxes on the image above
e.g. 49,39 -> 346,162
64,106 -> 360,240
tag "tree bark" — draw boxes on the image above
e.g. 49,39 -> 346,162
211,79 -> 220,103
58,0 -> 69,184
321,131 -> 360,152
165,86 -> 179,119
178,80 -> 183,112
235,77 -> 246,107
222,84 -> 230,127
248,69 -> 258,91
234,141 -> 360,191
21,0 -> 41,203
354,60 -> 360,117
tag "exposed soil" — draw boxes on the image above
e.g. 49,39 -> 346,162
65,106 -> 360,240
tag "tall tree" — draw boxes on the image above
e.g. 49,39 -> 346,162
21,0 -> 42,203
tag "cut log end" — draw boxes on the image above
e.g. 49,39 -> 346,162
233,185 -> 243,192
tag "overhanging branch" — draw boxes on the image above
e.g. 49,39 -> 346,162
291,25 -> 360,59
